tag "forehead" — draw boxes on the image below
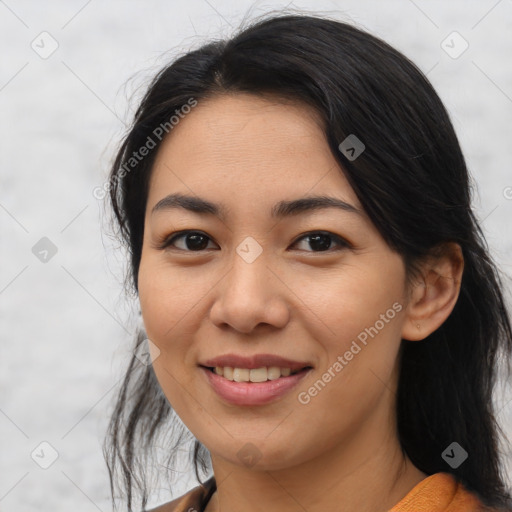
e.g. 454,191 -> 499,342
147,93 -> 361,213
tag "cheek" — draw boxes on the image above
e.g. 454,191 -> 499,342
294,262 -> 405,347
138,257 -> 199,339
137,261 -> 195,403
295,262 -> 405,407
138,260 -> 197,416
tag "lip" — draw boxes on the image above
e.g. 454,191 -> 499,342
199,353 -> 312,371
200,366 -> 312,406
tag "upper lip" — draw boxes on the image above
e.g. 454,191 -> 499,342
200,353 -> 313,371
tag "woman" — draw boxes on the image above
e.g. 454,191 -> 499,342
102,12 -> 512,512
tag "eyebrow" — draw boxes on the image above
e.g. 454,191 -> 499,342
151,192 -> 363,220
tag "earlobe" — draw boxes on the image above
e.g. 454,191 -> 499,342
401,243 -> 464,341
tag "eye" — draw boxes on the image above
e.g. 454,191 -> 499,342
156,230 -> 351,253
157,230 -> 217,252
291,231 -> 351,252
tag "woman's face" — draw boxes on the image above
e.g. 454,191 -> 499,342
138,93 -> 413,471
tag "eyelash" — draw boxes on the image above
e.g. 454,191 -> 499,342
156,230 -> 351,253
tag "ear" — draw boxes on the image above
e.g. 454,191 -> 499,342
401,242 -> 464,341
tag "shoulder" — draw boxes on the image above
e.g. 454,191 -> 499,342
145,477 -> 216,512
390,472 -> 506,512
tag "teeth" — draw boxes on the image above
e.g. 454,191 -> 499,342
249,368 -> 267,382
267,367 -> 282,380
213,366 -> 300,382
233,368 -> 249,382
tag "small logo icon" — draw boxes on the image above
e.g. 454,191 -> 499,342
237,442 -> 262,467
135,338 -> 161,365
338,134 -> 365,161
236,237 -> 263,264
92,186 -> 107,200
32,237 -> 58,263
441,31 -> 469,59
31,31 -> 59,59
441,441 -> 468,468
31,441 -> 59,469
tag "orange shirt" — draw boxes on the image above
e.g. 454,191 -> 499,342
146,472 -> 503,511
389,472 -> 499,511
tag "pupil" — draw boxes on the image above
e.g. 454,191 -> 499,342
309,234 -> 331,251
186,233 -> 208,251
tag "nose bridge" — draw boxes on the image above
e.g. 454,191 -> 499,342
209,235 -> 289,332
227,235 -> 272,301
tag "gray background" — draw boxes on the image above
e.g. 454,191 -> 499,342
1,0 -> 511,510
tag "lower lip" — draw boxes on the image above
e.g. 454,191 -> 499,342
200,366 -> 312,406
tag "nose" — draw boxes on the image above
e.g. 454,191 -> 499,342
208,246 -> 290,334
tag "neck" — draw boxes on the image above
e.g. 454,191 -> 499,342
204,411 -> 427,512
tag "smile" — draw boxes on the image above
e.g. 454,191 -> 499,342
206,365 -> 308,382
200,365 -> 312,406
